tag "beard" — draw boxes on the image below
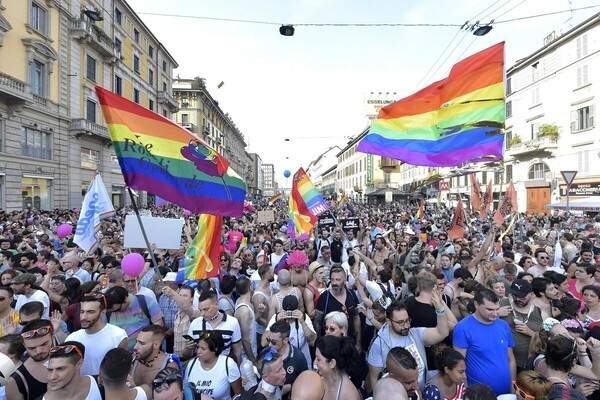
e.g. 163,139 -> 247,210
135,347 -> 153,362
80,313 -> 101,330
30,352 -> 50,362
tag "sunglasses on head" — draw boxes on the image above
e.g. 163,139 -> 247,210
512,381 -> 535,400
50,344 -> 83,359
260,347 -> 277,374
21,325 -> 53,339
152,373 -> 182,389
83,293 -> 107,308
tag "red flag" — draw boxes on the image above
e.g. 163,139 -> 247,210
470,174 -> 482,211
481,180 -> 493,217
448,198 -> 466,240
494,181 -> 518,227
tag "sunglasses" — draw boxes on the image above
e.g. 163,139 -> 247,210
198,331 -> 212,341
512,381 -> 535,400
50,344 -> 83,359
124,279 -> 137,284
83,293 -> 107,309
538,256 -> 549,260
21,325 -> 53,339
152,373 -> 182,389
266,337 -> 280,345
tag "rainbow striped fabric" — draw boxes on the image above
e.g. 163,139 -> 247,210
414,200 -> 424,222
177,213 -> 223,281
288,168 -> 328,239
357,42 -> 505,167
336,194 -> 348,210
269,192 -> 283,204
95,86 -> 246,217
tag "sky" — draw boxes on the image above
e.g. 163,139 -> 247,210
127,0 -> 600,187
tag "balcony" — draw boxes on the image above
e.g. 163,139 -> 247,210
379,157 -> 399,172
201,125 -> 210,135
506,136 -> 558,158
69,19 -> 118,63
70,118 -> 110,140
0,72 -> 33,106
157,91 -> 178,112
179,122 -> 196,133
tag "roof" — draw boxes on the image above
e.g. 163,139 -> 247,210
544,196 -> 600,212
365,187 -> 405,196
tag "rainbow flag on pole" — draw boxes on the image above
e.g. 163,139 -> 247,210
288,168 -> 328,239
95,86 -> 246,217
336,194 -> 348,210
177,213 -> 223,282
269,192 -> 283,205
414,200 -> 424,222
357,42 -> 505,167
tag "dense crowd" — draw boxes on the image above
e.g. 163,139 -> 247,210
0,200 -> 599,400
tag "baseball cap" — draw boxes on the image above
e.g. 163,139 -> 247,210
508,279 -> 532,298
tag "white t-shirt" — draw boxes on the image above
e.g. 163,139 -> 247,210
66,323 -> 128,375
188,312 -> 242,357
185,355 -> 240,400
15,290 -> 50,319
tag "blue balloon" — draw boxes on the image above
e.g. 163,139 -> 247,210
283,170 -> 291,178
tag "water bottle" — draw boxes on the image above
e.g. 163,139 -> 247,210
240,359 -> 257,390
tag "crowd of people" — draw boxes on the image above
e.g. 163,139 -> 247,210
0,199 -> 599,400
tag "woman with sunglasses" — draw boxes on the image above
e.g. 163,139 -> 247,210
184,331 -> 242,400
152,366 -> 212,400
423,344 -> 466,400
323,311 -> 348,338
314,335 -> 361,400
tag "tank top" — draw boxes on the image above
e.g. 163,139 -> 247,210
12,363 -> 46,400
275,288 -> 299,311
235,302 -> 257,360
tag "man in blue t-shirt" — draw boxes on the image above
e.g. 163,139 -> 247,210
453,288 -> 516,395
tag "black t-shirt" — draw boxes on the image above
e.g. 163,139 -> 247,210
330,239 -> 344,263
316,289 -> 359,337
405,296 -> 440,369
282,344 -> 308,400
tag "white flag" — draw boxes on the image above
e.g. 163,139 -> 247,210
74,173 -> 115,254
554,239 -> 563,270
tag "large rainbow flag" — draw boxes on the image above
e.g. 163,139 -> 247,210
357,42 -> 505,167
269,192 -> 283,204
177,213 -> 223,281
95,86 -> 246,217
288,168 -> 328,239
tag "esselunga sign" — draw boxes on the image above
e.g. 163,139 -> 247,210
559,182 -> 600,197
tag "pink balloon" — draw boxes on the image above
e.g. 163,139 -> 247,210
183,210 -> 191,217
56,224 -> 73,238
121,253 -> 145,277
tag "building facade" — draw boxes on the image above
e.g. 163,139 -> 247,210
0,0 -> 178,211
306,145 -> 340,195
261,163 -> 275,196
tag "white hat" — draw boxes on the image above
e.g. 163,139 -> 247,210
404,227 -> 415,235
163,272 -> 178,282
0,353 -> 16,386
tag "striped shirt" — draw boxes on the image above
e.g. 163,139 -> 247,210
187,311 -> 241,357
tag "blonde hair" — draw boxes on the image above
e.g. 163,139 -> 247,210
417,271 -> 436,292
515,371 -> 552,400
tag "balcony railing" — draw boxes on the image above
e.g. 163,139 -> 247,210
70,118 -> 110,140
158,91 -> 178,112
0,72 -> 33,103
69,19 -> 117,62
180,122 -> 196,133
506,136 -> 558,157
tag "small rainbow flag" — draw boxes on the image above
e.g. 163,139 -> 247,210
269,192 -> 283,204
177,213 -> 223,281
414,200 -> 424,222
336,194 -> 348,210
95,86 -> 246,217
288,168 -> 328,239
357,42 -> 505,167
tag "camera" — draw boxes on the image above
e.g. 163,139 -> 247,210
286,310 -> 295,319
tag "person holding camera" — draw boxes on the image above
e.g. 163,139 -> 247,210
263,295 -> 315,367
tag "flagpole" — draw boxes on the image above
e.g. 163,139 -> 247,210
127,188 -> 164,285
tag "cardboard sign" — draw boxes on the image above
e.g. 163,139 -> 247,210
341,218 -> 360,233
318,214 -> 336,231
124,216 -> 185,249
257,210 -> 275,223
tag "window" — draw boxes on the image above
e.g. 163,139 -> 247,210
86,99 -> 97,123
133,55 -> 140,73
528,162 -> 549,180
86,55 -> 97,82
115,38 -> 122,54
506,77 -> 512,96
576,34 -> 588,59
148,68 -> 154,85
530,122 -> 540,141
181,114 -> 189,123
181,97 -> 189,108
162,109 -> 167,117
30,2 -> 48,35
114,75 -> 122,95
576,65 -> 588,87
506,100 -> 512,118
531,62 -> 540,82
80,148 -> 100,170
148,45 -> 154,58
505,164 -> 513,182
30,60 -> 46,96
531,87 -> 540,107
162,60 -> 167,71
571,105 -> 595,132
162,82 -> 167,91
115,8 -> 122,25
21,127 -> 51,160
148,99 -> 154,111
505,131 -> 512,150
133,89 -> 140,104
134,28 -> 140,44
482,171 -> 487,183
22,177 -> 52,210
578,150 -> 590,173
494,172 -> 500,185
